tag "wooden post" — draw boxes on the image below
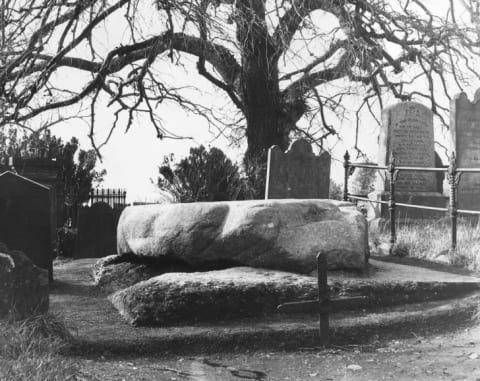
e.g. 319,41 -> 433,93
317,252 -> 330,346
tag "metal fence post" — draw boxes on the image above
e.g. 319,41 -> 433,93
388,154 -> 398,254
448,152 -> 461,252
343,151 -> 350,201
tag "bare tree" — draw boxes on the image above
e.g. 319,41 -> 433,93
0,1 -> 479,161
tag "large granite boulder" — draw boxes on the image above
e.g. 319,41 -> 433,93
0,244 -> 49,319
109,267 -> 318,326
117,199 -> 368,273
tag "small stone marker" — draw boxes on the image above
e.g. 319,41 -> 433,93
368,102 -> 446,220
451,90 -> 480,211
265,139 -> 331,199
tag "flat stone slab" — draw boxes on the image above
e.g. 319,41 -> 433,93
51,258 -> 480,355
108,267 -> 318,326
117,199 -> 368,273
92,254 -> 194,294
107,258 -> 480,326
363,259 -> 480,283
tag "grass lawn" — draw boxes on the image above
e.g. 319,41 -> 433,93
0,314 -> 79,380
371,218 -> 480,271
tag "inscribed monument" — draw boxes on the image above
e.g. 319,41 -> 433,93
451,90 -> 480,211
265,139 -> 331,199
368,102 -> 446,220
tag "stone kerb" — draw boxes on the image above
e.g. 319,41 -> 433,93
451,90 -> 480,211
265,138 -> 331,199
368,101 -> 446,220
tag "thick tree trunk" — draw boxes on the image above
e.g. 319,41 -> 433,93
235,0 -> 293,162
241,61 -> 294,198
239,41 -> 293,160
244,99 -> 291,161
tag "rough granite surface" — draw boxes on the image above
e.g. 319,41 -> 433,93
117,199 -> 368,273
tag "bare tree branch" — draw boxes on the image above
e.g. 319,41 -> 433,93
1,0 -> 479,159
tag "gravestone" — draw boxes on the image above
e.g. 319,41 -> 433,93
0,171 -> 54,281
435,152 -> 446,195
265,139 -> 331,199
0,158 -> 63,229
368,102 -> 446,220
451,90 -> 480,211
75,202 -> 120,258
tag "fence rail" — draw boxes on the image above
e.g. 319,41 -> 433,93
343,151 -> 480,254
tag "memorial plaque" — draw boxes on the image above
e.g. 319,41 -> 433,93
451,90 -> 480,211
265,139 -> 331,199
377,102 -> 436,192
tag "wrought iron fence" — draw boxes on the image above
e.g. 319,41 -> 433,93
89,188 -> 127,209
343,151 -> 480,254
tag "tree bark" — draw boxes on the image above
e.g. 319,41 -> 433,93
235,0 -> 292,161
244,102 -> 292,161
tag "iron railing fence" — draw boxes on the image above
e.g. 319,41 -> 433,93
89,188 -> 127,209
343,151 -> 480,254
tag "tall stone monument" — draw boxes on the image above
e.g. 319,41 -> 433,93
265,139 -> 331,199
451,90 -> 480,211
368,102 -> 446,220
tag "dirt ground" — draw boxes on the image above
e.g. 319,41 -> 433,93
71,326 -> 480,380
52,258 -> 480,380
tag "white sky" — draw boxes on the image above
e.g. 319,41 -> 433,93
48,60 -> 244,202
42,0 -> 474,201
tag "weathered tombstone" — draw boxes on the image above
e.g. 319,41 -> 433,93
0,158 -> 64,229
75,202 -> 119,258
0,171 -> 54,281
265,139 -> 331,199
451,90 -> 480,211
368,102 -> 446,220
